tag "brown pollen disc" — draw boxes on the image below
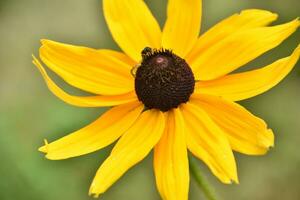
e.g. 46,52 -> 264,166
134,47 -> 195,112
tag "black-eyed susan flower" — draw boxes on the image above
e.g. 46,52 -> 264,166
33,0 -> 300,199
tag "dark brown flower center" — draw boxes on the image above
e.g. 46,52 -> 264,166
134,47 -> 195,112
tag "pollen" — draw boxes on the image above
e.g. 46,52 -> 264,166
135,47 -> 195,112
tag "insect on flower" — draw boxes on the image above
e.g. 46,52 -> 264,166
33,0 -> 300,199
141,47 -> 153,57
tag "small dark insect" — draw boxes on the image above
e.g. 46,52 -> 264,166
141,47 -> 152,58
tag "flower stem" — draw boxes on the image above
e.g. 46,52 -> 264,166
189,157 -> 218,200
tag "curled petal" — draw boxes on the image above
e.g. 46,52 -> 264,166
39,101 -> 144,160
191,94 -> 274,155
89,109 -> 165,197
40,40 -> 134,95
181,103 -> 238,184
190,19 -> 300,80
33,56 -> 138,107
187,9 -> 278,62
154,109 -> 189,200
103,0 -> 161,62
195,45 -> 300,101
162,0 -> 202,58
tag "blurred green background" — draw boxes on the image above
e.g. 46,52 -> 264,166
0,0 -> 299,199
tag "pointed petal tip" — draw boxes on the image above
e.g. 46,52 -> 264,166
232,178 -> 239,184
233,174 -> 240,184
40,39 -> 58,47
289,17 -> 300,28
230,172 -> 239,184
38,146 -> 46,153
226,159 -> 239,185
223,172 -> 239,184
40,39 -> 50,45
259,129 -> 275,151
32,54 -> 39,64
240,9 -> 278,20
88,183 -> 101,198
38,139 -> 49,153
220,175 -> 239,185
267,129 -> 275,147
290,43 -> 300,63
32,56 -> 44,73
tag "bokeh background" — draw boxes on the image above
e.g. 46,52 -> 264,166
0,0 -> 299,199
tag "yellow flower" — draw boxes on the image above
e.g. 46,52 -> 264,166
33,0 -> 300,199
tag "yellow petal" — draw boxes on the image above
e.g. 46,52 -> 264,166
195,45 -> 300,101
191,19 -> 300,80
103,0 -> 161,62
89,109 -> 165,197
33,56 -> 138,107
187,9 -> 278,62
40,39 -> 134,95
180,102 -> 238,184
162,0 -> 202,58
38,101 -> 144,160
154,109 -> 189,200
191,94 -> 274,155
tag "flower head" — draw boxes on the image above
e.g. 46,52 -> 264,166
33,0 -> 300,199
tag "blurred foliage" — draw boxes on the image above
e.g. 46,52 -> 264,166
0,0 -> 299,200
